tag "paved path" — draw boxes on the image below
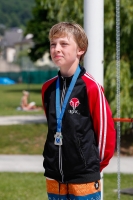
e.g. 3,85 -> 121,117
0,155 -> 133,173
0,115 -> 46,125
103,156 -> 133,173
0,155 -> 44,172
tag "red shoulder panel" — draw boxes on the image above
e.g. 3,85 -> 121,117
42,76 -> 58,114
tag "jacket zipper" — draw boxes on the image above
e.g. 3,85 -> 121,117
59,77 -> 66,182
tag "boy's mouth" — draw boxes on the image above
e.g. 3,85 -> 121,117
54,55 -> 63,59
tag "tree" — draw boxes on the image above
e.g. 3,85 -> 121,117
104,0 -> 133,125
0,24 -> 6,35
0,0 -> 34,28
105,60 -> 133,117
25,0 -> 60,61
104,60 -> 133,132
104,0 -> 133,76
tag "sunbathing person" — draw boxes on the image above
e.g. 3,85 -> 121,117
21,90 -> 36,111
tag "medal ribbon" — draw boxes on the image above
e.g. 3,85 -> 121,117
56,65 -> 81,133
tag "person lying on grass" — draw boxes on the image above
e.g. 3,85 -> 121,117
21,90 -> 42,111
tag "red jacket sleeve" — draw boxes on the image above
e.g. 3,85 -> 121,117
82,73 -> 116,172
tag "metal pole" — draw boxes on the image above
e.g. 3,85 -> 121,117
84,0 -> 104,86
84,1 -> 104,200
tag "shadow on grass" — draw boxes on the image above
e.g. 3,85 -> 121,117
5,88 -> 42,94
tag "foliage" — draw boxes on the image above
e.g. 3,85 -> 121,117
104,0 -> 116,70
104,0 -> 133,74
0,0 -> 34,29
105,60 -> 133,118
104,60 -> 133,132
25,0 -> 58,61
104,0 -> 133,132
0,24 -> 6,35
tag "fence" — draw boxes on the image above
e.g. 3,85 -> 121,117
0,69 -> 58,84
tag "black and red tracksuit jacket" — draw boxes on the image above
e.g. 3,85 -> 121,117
42,66 -> 116,183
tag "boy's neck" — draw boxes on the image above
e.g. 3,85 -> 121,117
60,64 -> 79,77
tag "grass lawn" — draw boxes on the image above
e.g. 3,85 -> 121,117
0,173 -> 133,200
0,84 -> 44,116
0,172 -> 47,200
104,173 -> 133,200
0,124 -> 47,154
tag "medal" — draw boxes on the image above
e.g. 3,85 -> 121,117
54,132 -> 63,145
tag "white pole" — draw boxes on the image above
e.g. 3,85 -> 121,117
84,1 -> 104,200
84,0 -> 104,86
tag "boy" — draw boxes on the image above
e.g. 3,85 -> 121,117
42,22 -> 116,200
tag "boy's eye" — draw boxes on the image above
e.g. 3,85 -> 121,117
50,43 -> 55,47
61,43 -> 68,46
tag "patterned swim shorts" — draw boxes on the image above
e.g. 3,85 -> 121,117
46,178 -> 101,200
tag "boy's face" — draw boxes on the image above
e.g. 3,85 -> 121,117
50,34 -> 84,69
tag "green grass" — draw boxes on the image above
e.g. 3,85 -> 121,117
0,124 -> 47,154
0,173 -> 132,200
104,173 -> 133,199
0,84 -> 44,115
0,172 -> 47,200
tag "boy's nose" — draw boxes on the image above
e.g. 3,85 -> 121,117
55,43 -> 60,52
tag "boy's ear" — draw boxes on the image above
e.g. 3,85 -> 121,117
77,49 -> 85,56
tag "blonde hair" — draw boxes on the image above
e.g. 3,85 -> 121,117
49,22 -> 88,61
23,90 -> 29,96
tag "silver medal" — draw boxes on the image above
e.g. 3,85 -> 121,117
54,132 -> 63,145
